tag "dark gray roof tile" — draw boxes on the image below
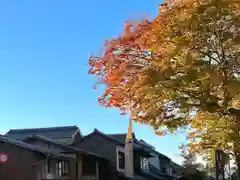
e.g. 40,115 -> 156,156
5,126 -> 79,141
24,134 -> 108,160
108,133 -> 135,144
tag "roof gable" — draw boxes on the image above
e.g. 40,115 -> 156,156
73,129 -> 152,156
73,129 -> 132,146
5,126 -> 80,141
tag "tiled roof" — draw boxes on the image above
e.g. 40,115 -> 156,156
24,134 -> 108,160
73,129 -> 152,155
0,135 -> 71,159
5,126 -> 79,141
25,134 -> 80,151
108,133 -> 136,144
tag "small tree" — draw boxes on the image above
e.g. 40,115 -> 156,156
179,144 -> 206,180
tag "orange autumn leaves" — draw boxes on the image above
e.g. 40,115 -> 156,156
89,20 -> 153,115
88,0 -> 240,162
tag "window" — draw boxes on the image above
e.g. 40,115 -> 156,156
140,156 -> 149,171
116,147 -> 125,171
168,167 -> 173,176
56,160 -> 69,177
118,151 -> 125,170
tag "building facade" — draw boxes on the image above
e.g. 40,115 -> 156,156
2,125 -> 182,180
72,129 -> 179,180
2,126 -> 113,180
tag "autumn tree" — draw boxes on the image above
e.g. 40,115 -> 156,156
89,0 -> 240,174
180,144 -> 202,172
179,144 -> 206,180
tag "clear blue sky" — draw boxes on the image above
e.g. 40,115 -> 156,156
0,0 -> 187,164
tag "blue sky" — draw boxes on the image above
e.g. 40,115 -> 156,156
0,0 -> 187,164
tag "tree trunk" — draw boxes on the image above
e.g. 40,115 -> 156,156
231,109 -> 240,180
233,141 -> 240,180
236,155 -> 240,180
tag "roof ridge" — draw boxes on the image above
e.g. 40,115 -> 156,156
73,129 -> 126,146
7,125 -> 78,133
93,129 -> 125,144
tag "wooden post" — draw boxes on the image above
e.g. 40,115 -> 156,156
78,155 -> 82,180
51,159 -> 56,175
96,160 -> 99,180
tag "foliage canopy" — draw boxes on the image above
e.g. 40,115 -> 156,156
89,0 -> 240,167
